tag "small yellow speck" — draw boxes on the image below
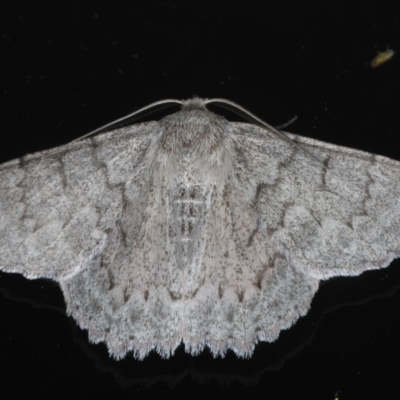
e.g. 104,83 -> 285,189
370,48 -> 395,68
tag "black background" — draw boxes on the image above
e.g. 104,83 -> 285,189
1,1 -> 399,398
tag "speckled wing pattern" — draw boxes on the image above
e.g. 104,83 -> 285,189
1,98 -> 399,359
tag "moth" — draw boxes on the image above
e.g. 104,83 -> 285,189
370,48 -> 395,68
0,98 -> 399,359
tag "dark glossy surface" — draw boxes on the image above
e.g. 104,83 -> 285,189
1,2 -> 399,398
